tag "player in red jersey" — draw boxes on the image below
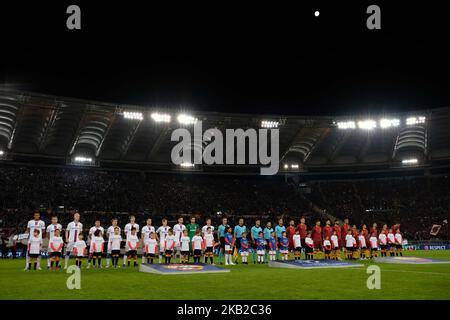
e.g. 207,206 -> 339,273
370,223 -> 378,238
297,217 -> 308,249
333,220 -> 342,248
322,219 -> 333,241
392,223 -> 401,235
286,219 -> 296,251
341,218 -> 350,247
361,224 -> 369,243
311,220 -> 323,254
351,225 -> 359,238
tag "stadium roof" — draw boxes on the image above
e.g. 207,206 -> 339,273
1,89 -> 450,173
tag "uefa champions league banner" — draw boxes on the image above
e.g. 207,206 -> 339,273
404,244 -> 450,250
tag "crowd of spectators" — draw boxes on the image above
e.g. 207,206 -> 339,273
307,176 -> 450,240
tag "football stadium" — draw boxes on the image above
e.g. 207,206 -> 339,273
0,89 -> 449,300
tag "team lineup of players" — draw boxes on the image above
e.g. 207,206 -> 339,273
24,211 -> 405,270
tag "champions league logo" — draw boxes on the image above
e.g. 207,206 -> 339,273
165,264 -> 204,271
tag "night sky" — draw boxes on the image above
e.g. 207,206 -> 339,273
1,1 -> 450,116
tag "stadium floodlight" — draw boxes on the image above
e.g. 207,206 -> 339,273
401,158 -> 418,165
406,116 -> 426,125
177,114 -> 197,125
74,156 -> 93,163
283,164 -> 289,169
0,150 -> 4,156
336,121 -> 356,129
151,112 -> 171,123
179,162 -> 195,168
379,118 -> 400,128
357,120 -> 377,130
261,120 -> 279,128
123,111 -> 144,120
291,164 -> 299,169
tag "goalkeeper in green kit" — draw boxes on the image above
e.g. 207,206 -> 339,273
186,216 -> 199,252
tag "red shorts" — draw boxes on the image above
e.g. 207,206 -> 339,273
313,239 -> 322,249
288,239 -> 294,250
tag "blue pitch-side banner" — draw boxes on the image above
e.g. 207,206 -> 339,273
269,259 -> 363,269
139,263 -> 231,275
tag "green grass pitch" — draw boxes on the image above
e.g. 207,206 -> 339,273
1,250 -> 450,300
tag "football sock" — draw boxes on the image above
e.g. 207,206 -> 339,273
123,255 -> 128,265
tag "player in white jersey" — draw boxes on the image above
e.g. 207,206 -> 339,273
180,230 -> 191,263
89,229 -> 105,268
378,232 -> 388,256
87,220 -> 105,268
123,215 -> 140,266
293,230 -> 302,260
358,233 -> 368,259
172,217 -> 186,262
105,217 -> 120,267
144,232 -> 158,264
201,218 -> 215,236
156,218 -> 171,263
74,234 -> 87,268
345,230 -> 356,260
387,229 -> 396,256
323,236 -> 332,259
26,229 -> 42,270
191,229 -> 204,263
49,229 -> 64,270
369,233 -> 378,258
109,227 -> 122,268
25,212 -> 46,270
394,229 -> 403,256
125,227 -> 139,267
330,230 -> 340,260
164,229 -> 177,264
64,212 -> 83,269
124,215 -> 140,239
46,215 -> 62,269
141,218 -> 155,263
203,227 -> 215,264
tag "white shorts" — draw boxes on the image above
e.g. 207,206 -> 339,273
269,250 -> 276,255
225,245 -> 232,251
240,251 -> 248,257
280,249 -> 288,254
257,250 -> 265,255
66,242 -> 76,253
